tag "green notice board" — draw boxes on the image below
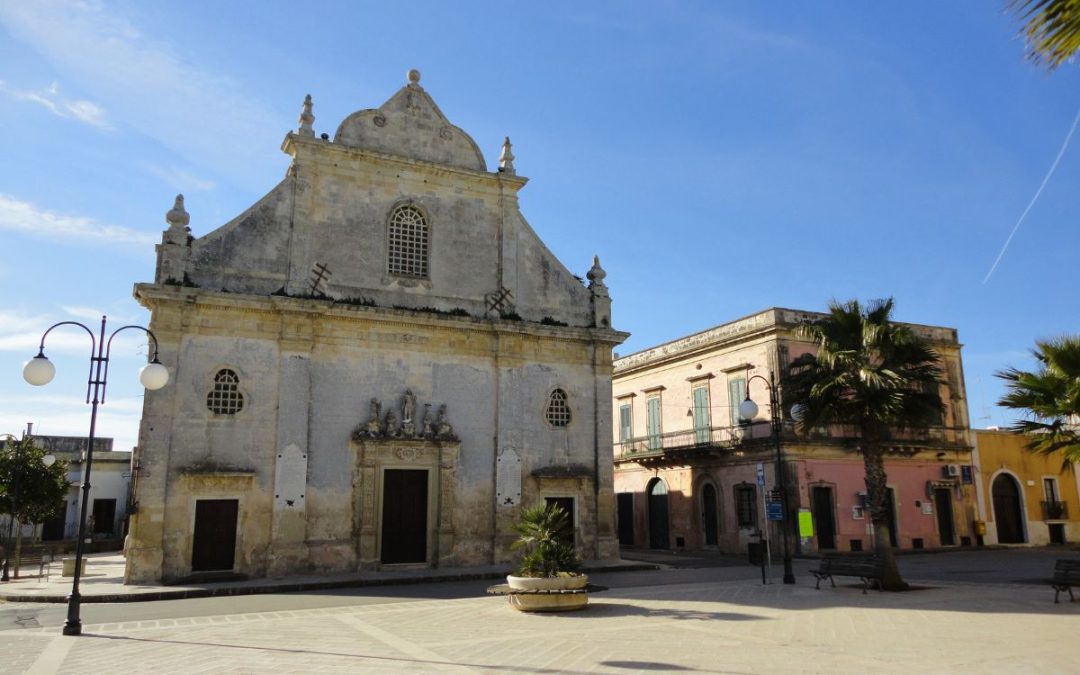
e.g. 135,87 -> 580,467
798,509 -> 815,538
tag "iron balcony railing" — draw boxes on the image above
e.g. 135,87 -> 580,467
615,422 -> 968,461
1042,500 -> 1069,520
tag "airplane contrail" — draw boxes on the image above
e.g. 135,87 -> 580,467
983,106 -> 1080,284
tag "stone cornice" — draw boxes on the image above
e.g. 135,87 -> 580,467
282,132 -> 529,194
134,283 -> 629,346
614,307 -> 960,375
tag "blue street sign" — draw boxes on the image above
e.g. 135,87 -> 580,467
766,501 -> 784,521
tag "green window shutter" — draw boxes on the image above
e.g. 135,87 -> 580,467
692,386 -> 710,443
619,404 -> 632,442
729,377 -> 746,425
646,397 -> 662,449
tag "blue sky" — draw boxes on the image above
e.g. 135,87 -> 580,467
1,1 -> 1078,452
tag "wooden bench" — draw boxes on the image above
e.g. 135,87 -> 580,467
1049,559 -> 1080,603
811,554 -> 884,594
3,545 -> 55,580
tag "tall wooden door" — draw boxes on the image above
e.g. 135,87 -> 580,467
933,488 -> 956,545
648,479 -> 669,549
702,483 -> 719,546
617,493 -> 635,545
381,469 -> 428,564
191,499 -> 238,572
992,474 -> 1025,544
811,486 -> 837,550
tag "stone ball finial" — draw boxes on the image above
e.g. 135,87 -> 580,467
407,69 -> 421,85
586,255 -> 607,285
166,194 -> 190,228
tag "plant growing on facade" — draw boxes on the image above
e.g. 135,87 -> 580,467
996,334 -> 1080,464
511,503 -> 581,578
784,298 -> 942,591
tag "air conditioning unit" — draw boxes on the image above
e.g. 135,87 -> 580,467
945,464 -> 960,478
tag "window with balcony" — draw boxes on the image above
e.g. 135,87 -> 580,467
728,376 -> 746,425
646,396 -> 662,450
619,403 -> 632,443
692,384 -> 710,444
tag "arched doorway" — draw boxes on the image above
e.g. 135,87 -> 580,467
648,478 -> 670,549
992,474 -> 1026,544
702,483 -> 719,546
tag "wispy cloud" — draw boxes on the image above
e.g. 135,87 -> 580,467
0,194 -> 158,250
141,163 -> 215,192
0,79 -> 110,129
0,2 -> 282,189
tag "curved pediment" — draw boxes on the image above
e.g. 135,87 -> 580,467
334,71 -> 486,172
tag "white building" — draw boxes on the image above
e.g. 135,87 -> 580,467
126,71 -> 627,583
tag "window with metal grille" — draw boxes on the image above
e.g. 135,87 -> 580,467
735,483 -> 757,528
387,205 -> 429,278
546,389 -> 571,427
207,369 -> 244,415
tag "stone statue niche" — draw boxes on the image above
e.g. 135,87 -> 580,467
351,391 -> 457,442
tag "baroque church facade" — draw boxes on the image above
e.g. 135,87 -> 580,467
125,71 -> 627,583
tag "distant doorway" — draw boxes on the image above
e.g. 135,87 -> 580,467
702,483 -> 719,547
647,479 -> 670,549
545,496 -> 576,548
92,498 -> 117,537
381,469 -> 428,564
41,503 -> 66,541
933,488 -> 956,545
191,499 -> 238,572
617,493 -> 635,546
992,474 -> 1025,543
811,486 -> 837,550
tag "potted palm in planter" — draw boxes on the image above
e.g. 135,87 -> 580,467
506,503 -> 588,611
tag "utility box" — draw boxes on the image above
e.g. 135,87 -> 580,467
62,558 -> 86,577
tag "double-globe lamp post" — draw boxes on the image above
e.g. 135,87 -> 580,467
22,316 -> 168,636
738,368 -> 797,585
1,428 -> 55,582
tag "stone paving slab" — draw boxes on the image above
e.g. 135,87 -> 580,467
0,553 -> 656,604
6,577 -> 1080,674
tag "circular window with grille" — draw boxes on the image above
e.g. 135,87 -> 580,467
207,369 -> 244,415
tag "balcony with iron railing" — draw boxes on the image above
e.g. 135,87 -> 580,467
615,421 -> 969,463
1042,500 -> 1069,520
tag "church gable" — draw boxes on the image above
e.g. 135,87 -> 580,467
153,71 -> 608,329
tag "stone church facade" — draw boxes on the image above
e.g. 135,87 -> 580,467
125,71 -> 627,583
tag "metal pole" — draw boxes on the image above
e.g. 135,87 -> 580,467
62,317 -> 107,637
771,370 -> 795,584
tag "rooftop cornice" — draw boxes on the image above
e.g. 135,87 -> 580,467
282,132 -> 529,192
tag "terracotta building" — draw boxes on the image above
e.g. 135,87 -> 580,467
612,308 -> 976,558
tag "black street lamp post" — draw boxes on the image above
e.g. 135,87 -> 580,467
22,316 -> 168,636
739,367 -> 796,585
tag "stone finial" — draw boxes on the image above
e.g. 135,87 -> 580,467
498,137 -> 516,175
407,69 -> 421,85
297,94 -> 315,137
586,255 -> 607,290
163,194 -> 191,245
166,194 -> 190,228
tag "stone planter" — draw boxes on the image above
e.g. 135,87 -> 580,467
505,574 -> 589,612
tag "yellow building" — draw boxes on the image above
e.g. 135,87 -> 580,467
973,429 -> 1079,546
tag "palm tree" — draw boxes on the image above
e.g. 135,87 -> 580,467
785,298 -> 943,591
996,335 -> 1080,463
1010,0 -> 1080,70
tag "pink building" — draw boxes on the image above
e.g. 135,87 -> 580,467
612,308 -> 976,557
